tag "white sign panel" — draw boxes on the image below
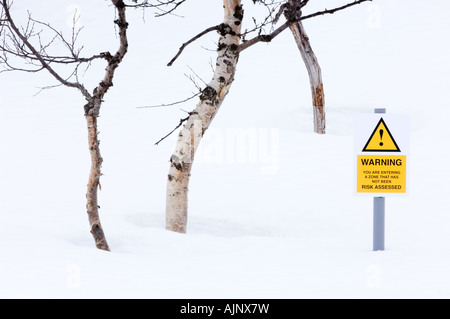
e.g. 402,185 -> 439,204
354,113 -> 410,197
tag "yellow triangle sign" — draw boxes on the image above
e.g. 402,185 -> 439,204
362,118 -> 401,152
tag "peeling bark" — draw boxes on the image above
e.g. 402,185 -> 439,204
166,0 -> 243,233
85,115 -> 109,251
287,7 -> 326,134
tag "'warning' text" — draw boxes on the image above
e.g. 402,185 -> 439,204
360,158 -> 402,166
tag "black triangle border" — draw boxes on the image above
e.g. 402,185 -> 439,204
362,117 -> 401,152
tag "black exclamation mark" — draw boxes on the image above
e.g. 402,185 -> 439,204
379,129 -> 384,147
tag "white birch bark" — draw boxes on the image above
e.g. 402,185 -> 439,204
288,17 -> 326,134
166,0 -> 243,233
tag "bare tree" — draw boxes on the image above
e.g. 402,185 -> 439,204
163,0 -> 371,233
244,0 -> 370,134
0,0 -> 183,250
286,0 -> 325,134
165,0 -> 244,233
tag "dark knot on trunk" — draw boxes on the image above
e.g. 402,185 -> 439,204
284,2 -> 303,23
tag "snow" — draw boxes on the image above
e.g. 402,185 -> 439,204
1,0 -> 450,299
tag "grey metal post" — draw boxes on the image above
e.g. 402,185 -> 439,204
373,108 -> 386,251
373,197 -> 385,251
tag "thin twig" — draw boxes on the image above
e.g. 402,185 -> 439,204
155,116 -> 190,146
138,92 -> 201,109
126,0 -> 186,17
301,0 -> 371,21
167,25 -> 221,66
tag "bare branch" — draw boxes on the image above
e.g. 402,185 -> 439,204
238,20 -> 290,52
0,0 -> 91,98
273,3 -> 287,25
167,25 -> 221,66
301,0 -> 371,21
239,0 -> 372,53
155,115 -> 190,146
138,92 -> 201,109
28,17 -> 104,65
84,0 -> 129,116
154,0 -> 186,17
240,1 -> 282,41
139,64 -> 204,115
125,0 -> 186,17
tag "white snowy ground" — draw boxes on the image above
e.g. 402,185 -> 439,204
0,0 -> 449,299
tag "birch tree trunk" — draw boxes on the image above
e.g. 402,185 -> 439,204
83,0 -> 129,250
288,16 -> 326,134
85,115 -> 109,250
166,0 -> 243,233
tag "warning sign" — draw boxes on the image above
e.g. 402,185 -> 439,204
354,113 -> 410,196
357,155 -> 407,193
362,118 -> 400,152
